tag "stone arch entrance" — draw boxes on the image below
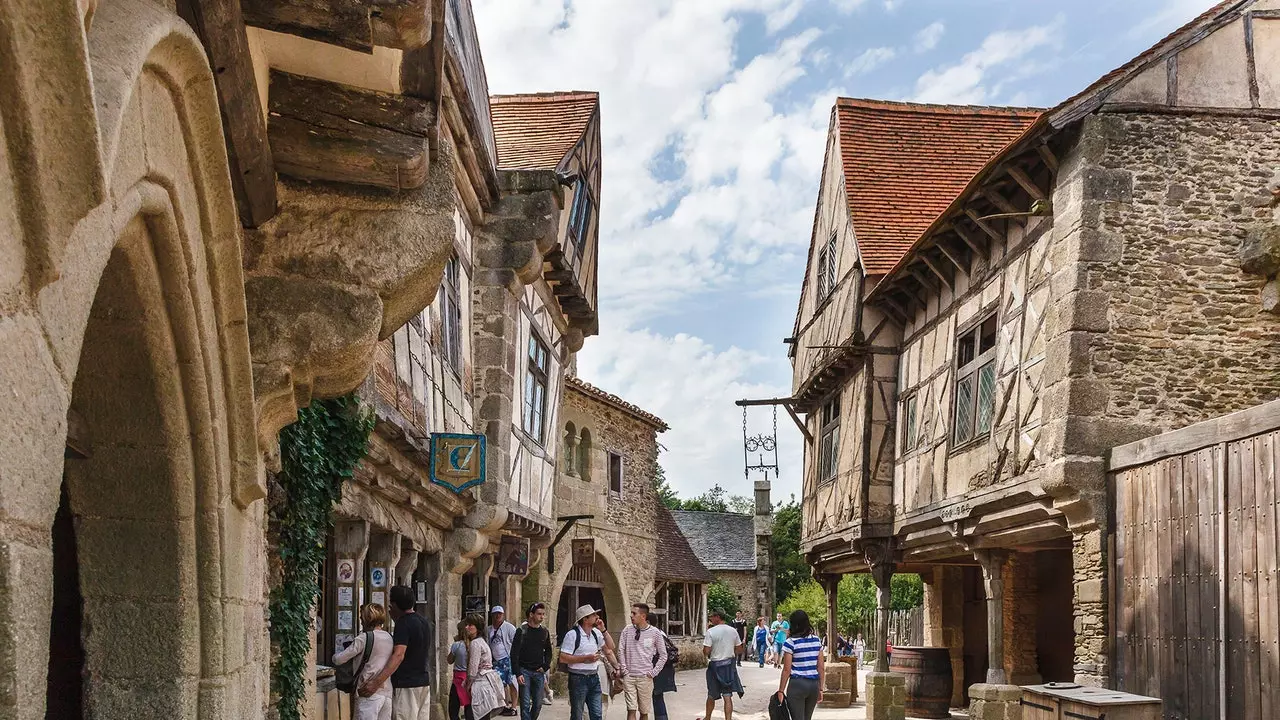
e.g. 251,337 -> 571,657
550,540 -> 630,640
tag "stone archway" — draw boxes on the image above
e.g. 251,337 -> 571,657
549,540 -> 631,640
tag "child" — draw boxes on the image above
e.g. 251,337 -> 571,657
333,603 -> 394,720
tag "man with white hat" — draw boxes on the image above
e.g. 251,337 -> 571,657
488,605 -> 519,716
560,605 -> 617,720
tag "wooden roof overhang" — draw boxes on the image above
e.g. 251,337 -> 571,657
791,340 -> 869,414
546,245 -> 597,332
864,117 -> 1060,323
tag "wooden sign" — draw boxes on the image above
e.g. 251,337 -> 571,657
496,536 -> 529,576
571,538 -> 595,567
429,433 -> 486,493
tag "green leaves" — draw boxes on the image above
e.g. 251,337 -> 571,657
707,580 -> 741,617
270,394 -> 373,720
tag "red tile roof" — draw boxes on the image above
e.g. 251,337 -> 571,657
836,99 -> 1041,274
566,376 -> 669,431
489,91 -> 598,171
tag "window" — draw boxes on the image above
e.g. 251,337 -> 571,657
818,392 -> 841,483
953,314 -> 998,446
902,395 -> 918,452
608,452 -> 623,496
563,422 -> 577,475
567,181 -> 594,267
578,428 -> 593,482
816,232 -> 838,300
439,254 -> 463,373
522,333 -> 550,444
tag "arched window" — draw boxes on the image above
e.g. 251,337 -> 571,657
578,428 -> 593,483
563,422 -> 578,475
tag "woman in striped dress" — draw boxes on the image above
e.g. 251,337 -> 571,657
775,610 -> 824,720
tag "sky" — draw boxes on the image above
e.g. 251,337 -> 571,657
472,0 -> 1212,505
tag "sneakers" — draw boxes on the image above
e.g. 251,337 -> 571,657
500,708 -> 518,716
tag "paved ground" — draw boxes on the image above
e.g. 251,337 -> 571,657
536,663 -> 968,720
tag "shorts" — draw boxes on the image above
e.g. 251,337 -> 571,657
494,656 -> 516,687
774,641 -> 784,656
621,674 -> 654,714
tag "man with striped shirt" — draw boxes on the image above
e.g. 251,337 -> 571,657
775,610 -> 824,720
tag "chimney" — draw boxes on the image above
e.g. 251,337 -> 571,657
753,479 -> 775,619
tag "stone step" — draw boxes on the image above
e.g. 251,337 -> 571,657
818,691 -> 852,709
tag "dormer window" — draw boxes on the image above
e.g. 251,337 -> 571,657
817,232 -> 838,300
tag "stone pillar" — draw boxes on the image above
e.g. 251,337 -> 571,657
970,550 -> 1021,720
1003,552 -> 1040,685
1073,527 -> 1108,686
863,541 -> 904,720
368,531 -> 402,611
396,542 -> 420,587
754,479 -> 775,619
923,566 -> 965,708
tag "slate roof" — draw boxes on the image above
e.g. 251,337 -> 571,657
566,377 -> 668,431
655,506 -> 716,584
489,91 -> 598,171
835,98 -> 1041,275
670,511 -> 757,571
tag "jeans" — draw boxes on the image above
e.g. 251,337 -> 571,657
785,676 -> 820,720
519,669 -> 546,720
652,691 -> 667,720
567,672 -> 603,720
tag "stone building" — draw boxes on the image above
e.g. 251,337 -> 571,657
521,377 -> 715,664
0,1 -> 588,719
672,508 -> 774,620
790,2 -> 1280,718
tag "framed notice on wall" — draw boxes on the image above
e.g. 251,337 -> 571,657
496,536 -> 529,576
571,538 -> 595,567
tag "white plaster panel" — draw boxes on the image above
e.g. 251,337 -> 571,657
251,27 -> 404,94
1254,18 -> 1280,107
1108,61 -> 1169,105
1176,18 -> 1251,108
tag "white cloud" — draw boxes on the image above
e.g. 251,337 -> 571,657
830,0 -> 867,13
914,21 -> 945,52
914,17 -> 1064,104
846,46 -> 897,76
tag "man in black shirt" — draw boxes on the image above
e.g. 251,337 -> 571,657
362,585 -> 432,720
510,602 -> 554,720
730,612 -> 748,667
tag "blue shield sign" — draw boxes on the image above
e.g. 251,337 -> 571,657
429,433 -> 486,493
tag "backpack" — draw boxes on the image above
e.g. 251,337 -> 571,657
555,625 -> 601,673
652,630 -> 678,675
335,632 -> 375,694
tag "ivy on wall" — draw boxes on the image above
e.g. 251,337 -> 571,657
270,394 -> 374,720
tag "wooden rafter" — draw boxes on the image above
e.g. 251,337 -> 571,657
1007,165 -> 1046,202
981,187 -> 1020,215
1037,143 -> 1059,174
952,223 -> 988,259
909,266 -> 939,293
965,209 -> 1003,241
920,253 -> 952,289
936,239 -> 968,273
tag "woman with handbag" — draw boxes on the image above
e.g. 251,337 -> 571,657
775,610 -> 824,720
333,603 -> 395,720
467,615 -> 508,720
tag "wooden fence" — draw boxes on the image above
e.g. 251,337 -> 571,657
848,606 -> 925,648
1109,399 -> 1280,720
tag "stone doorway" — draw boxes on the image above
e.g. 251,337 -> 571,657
556,582 -> 608,640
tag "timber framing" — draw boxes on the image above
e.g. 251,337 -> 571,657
242,0 -> 434,53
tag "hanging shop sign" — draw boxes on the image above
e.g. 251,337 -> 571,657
429,433 -> 487,493
571,538 -> 596,567
496,536 -> 530,576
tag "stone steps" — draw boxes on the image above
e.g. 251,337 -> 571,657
818,691 -> 852,708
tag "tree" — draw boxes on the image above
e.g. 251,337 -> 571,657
777,573 -> 926,636
707,579 -> 741,617
726,493 -> 756,515
771,497 -> 808,603
653,462 -> 681,509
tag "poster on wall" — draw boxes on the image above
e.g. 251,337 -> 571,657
371,591 -> 386,609
338,610 -> 354,631
337,559 -> 356,584
496,536 -> 530,576
338,587 -> 354,608
572,538 -> 595,567
370,566 -> 387,588
464,595 -> 487,615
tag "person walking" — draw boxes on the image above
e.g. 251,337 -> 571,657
360,586 -> 432,720
334,603 -> 395,720
487,606 -> 519,716
646,611 -> 677,720
448,621 -> 475,720
618,603 -> 667,720
753,618 -> 769,668
729,612 -> 747,667
775,610 -> 824,720
769,613 -> 789,669
510,603 -> 553,720
702,611 -> 744,720
852,633 -> 866,668
560,605 -> 616,720
466,615 -> 507,720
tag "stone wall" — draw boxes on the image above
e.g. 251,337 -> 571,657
712,570 -> 761,619
1001,553 -> 1038,685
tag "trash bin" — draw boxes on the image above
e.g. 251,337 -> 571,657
1020,683 -> 1161,720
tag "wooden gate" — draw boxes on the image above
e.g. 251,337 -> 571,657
1109,400 -> 1280,720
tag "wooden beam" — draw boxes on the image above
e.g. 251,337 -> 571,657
936,239 -> 968,274
952,223 -> 988,259
965,209 -> 1003,242
982,187 -> 1020,215
177,0 -> 277,227
1007,165 -> 1046,201
268,70 -> 434,190
880,294 -> 910,319
920,253 -> 953,290
241,0 -> 433,53
909,266 -> 939,293
1036,143 -> 1059,174
784,404 -> 814,443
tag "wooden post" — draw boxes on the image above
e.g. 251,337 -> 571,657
975,549 -> 1010,685
822,574 -> 842,661
864,541 -> 895,673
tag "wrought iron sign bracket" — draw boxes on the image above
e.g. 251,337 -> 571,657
547,514 -> 593,575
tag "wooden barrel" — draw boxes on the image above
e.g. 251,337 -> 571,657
888,646 -> 952,719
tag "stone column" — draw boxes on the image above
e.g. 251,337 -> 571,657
923,566 -> 965,708
862,541 -> 904,720
969,550 -> 1022,720
368,531 -> 402,611
1003,552 -> 1040,685
818,573 -> 853,708
1073,526 -> 1109,686
754,479 -> 775,620
396,542 -> 420,587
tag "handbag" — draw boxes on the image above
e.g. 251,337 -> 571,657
335,632 -> 374,694
769,692 -> 792,720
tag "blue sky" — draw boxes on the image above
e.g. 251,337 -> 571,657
473,0 -> 1209,505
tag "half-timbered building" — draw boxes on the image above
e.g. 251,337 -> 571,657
794,3 -> 1280,718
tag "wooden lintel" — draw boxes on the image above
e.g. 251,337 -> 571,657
936,240 -> 968,273
952,223 -> 988,259
981,187 -> 1020,215
268,70 -> 433,191
920,253 -> 952,290
1007,165 -> 1046,202
1036,143 -> 1059,174
178,0 -> 277,227
965,209 -> 1003,241
242,0 -> 432,53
